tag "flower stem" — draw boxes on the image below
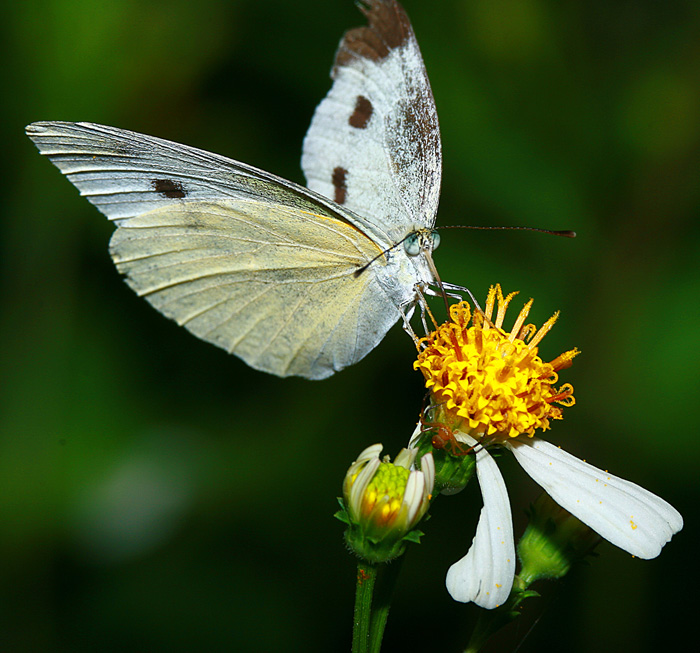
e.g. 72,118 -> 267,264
352,557 -> 404,653
368,557 -> 403,653
353,561 -> 377,653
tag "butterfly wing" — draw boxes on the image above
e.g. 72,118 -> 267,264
26,121 -> 385,237
109,200 -> 396,379
302,0 -> 442,240
26,121 -> 401,379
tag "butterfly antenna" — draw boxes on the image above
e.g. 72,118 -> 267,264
439,225 -> 576,238
435,225 -> 574,327
354,240 -> 404,277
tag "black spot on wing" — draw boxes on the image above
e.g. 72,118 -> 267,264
332,167 -> 348,205
152,179 -> 187,199
349,95 -> 373,129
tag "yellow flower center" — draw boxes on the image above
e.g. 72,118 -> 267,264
362,463 -> 410,526
414,285 -> 578,440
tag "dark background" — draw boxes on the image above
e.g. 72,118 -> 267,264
2,1 -> 698,651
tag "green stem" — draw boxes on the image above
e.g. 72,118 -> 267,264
353,561 -> 377,653
368,557 -> 403,653
463,610 -> 504,653
353,557 -> 404,653
463,576 -> 530,652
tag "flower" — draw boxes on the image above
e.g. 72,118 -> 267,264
415,285 -> 578,439
339,444 -> 435,563
412,285 -> 683,609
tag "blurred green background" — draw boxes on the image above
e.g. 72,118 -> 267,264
2,0 -> 698,651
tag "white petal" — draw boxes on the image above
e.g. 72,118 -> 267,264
356,443 -> 383,464
402,471 -> 424,524
394,447 -> 417,469
420,453 -> 435,498
446,434 -> 515,609
348,458 -> 380,517
507,438 -> 683,559
408,422 -> 422,449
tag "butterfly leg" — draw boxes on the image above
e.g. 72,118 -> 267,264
438,282 -> 484,312
414,284 -> 441,334
399,300 -> 423,346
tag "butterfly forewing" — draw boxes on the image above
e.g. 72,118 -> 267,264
25,121 -> 387,235
302,0 -> 442,240
26,121 -> 402,379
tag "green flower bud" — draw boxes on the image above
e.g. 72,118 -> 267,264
518,493 -> 602,585
337,444 -> 435,563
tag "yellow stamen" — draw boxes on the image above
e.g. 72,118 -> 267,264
529,312 -> 559,349
509,298 -> 533,342
495,289 -> 518,329
484,285 -> 497,324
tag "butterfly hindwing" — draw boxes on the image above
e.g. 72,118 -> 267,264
302,0 -> 442,241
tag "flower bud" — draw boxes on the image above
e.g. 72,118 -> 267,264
518,493 -> 601,585
338,444 -> 434,563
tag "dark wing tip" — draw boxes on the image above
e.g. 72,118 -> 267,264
335,0 -> 414,68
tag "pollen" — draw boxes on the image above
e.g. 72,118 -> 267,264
414,285 -> 579,440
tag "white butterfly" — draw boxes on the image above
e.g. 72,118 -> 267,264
25,0 -> 443,380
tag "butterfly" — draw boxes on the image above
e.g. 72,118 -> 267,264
26,0 -> 444,380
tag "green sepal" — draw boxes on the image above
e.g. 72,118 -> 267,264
402,529 -> 424,545
334,497 -> 351,525
341,521 -> 428,564
343,523 -> 408,563
415,429 -> 476,495
518,589 -> 540,600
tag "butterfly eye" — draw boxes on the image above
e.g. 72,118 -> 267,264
404,233 -> 421,256
430,230 -> 441,251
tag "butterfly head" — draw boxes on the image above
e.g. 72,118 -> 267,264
403,228 -> 450,312
404,229 -> 440,257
